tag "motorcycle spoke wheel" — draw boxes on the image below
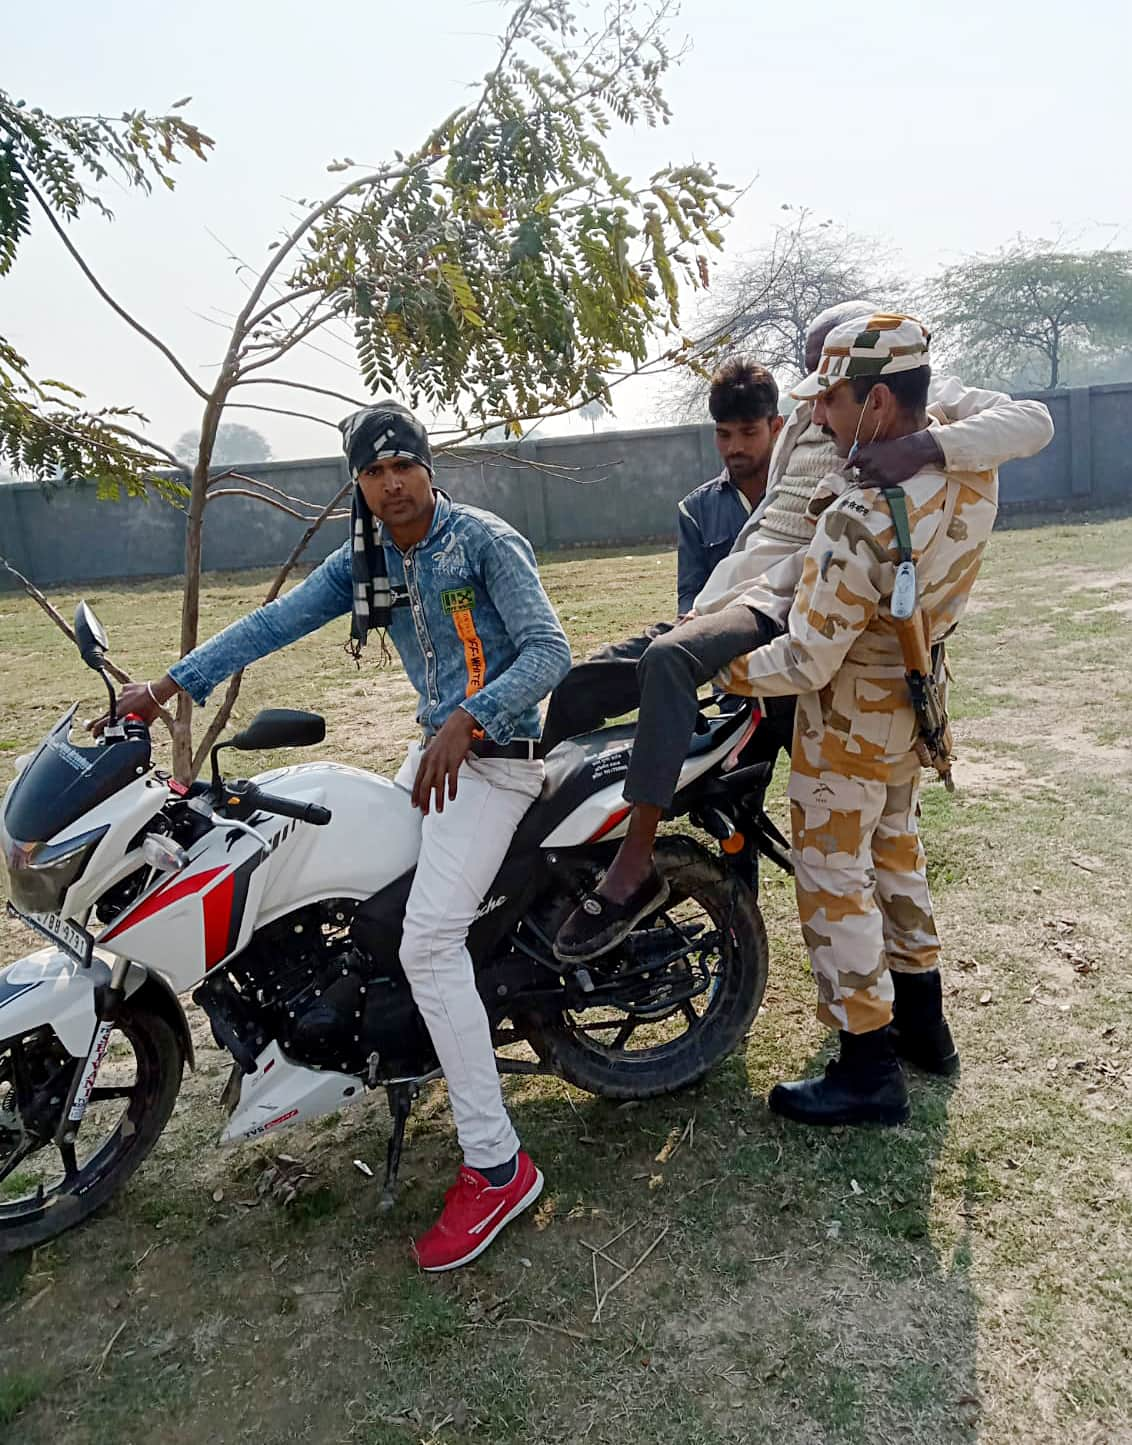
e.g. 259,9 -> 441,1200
559,894 -> 725,1061
527,837 -> 769,1102
0,1002 -> 183,1250
0,1030 -> 141,1212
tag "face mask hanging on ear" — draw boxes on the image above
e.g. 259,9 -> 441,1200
846,400 -> 882,473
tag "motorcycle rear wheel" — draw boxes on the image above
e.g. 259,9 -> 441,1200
527,837 -> 768,1099
0,1001 -> 183,1254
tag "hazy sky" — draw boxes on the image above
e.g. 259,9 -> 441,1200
5,0 -> 1129,461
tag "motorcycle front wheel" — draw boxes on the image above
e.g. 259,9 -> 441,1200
526,837 -> 769,1099
0,1000 -> 183,1254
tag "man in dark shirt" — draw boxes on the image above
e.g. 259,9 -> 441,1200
542,359 -> 782,750
676,360 -> 783,616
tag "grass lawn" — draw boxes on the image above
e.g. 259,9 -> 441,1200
1,518 -> 1130,1445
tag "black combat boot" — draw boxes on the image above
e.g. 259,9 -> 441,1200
890,970 -> 959,1077
768,1026 -> 910,1127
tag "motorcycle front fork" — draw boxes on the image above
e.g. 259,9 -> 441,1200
56,955 -> 133,1147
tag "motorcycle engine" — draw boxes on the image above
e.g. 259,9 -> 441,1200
193,898 -> 435,1080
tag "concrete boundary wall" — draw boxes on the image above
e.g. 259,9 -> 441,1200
1,383 -> 1129,590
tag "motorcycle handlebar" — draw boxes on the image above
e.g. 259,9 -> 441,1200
241,784 -> 332,826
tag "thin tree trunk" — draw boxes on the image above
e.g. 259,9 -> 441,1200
173,387 -> 227,780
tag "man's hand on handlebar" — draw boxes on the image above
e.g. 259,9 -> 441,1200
87,674 -> 179,737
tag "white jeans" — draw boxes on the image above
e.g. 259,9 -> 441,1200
395,742 -> 545,1170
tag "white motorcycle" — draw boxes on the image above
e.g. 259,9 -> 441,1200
0,602 -> 791,1253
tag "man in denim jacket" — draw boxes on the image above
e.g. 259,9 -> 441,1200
116,403 -> 571,1271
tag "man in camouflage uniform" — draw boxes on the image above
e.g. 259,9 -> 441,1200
713,314 -> 999,1124
698,298 -> 1054,614
556,304 -> 1052,1111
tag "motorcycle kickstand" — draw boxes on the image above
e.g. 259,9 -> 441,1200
380,1082 -> 418,1213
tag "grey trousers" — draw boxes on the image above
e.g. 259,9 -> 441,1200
625,608 -> 773,809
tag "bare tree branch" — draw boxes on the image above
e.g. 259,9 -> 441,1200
190,479 -> 352,775
1,554 -> 131,683
232,376 -> 373,410
0,554 -> 176,739
243,284 -> 327,333
204,468 -> 335,513
204,488 -> 321,520
230,166 -> 412,339
235,308 -> 346,378
16,163 -> 210,401
222,401 -> 341,429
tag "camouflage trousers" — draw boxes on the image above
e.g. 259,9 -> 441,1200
788,727 -> 941,1035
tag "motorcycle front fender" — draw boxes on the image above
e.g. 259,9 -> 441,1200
0,947 -> 193,1067
0,947 -> 109,1056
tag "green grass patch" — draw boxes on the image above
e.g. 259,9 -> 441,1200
0,1370 -> 48,1430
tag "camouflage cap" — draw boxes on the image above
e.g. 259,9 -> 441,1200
791,313 -> 930,400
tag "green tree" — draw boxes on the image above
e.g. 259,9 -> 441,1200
0,89 -> 212,493
174,423 -> 271,467
4,0 -> 732,780
925,239 -> 1132,390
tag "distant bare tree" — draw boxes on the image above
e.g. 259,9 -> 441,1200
662,208 -> 904,420
578,399 -> 606,433
174,423 -> 271,467
924,236 -> 1132,389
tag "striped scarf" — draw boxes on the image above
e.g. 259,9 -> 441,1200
348,489 -> 408,663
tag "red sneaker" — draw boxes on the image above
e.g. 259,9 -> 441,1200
412,1151 -> 544,1272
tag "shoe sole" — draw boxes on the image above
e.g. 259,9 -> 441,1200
897,1052 -> 960,1078
767,1095 -> 910,1127
552,880 -> 671,964
417,1169 -> 545,1273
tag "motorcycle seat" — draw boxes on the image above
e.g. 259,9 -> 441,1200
514,702 -> 756,852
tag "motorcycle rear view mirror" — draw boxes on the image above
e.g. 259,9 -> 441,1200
228,709 -> 326,752
74,601 -> 117,726
210,709 -> 326,790
74,601 -> 109,672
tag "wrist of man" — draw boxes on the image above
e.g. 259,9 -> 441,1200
452,706 -> 479,737
149,674 -> 180,707
918,429 -> 945,467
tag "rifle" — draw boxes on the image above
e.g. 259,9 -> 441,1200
883,487 -> 955,790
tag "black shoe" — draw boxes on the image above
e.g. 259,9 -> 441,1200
891,970 -> 960,1076
890,1019 -> 960,1076
768,1027 -> 910,1127
553,868 -> 670,963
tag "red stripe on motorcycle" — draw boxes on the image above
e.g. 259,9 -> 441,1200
99,866 -> 227,943
589,805 -> 632,842
203,872 -> 236,970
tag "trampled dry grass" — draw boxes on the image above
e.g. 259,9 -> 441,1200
1,518 -> 1130,1444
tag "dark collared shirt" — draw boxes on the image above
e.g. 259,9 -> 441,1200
676,472 -> 754,615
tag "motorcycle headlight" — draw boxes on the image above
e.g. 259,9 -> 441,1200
3,827 -> 109,914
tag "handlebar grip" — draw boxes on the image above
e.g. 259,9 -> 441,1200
246,787 -> 332,825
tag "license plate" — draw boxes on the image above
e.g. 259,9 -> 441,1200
6,902 -> 94,966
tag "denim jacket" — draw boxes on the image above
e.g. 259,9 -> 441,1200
170,493 -> 571,743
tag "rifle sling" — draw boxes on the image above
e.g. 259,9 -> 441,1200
882,486 -> 915,565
